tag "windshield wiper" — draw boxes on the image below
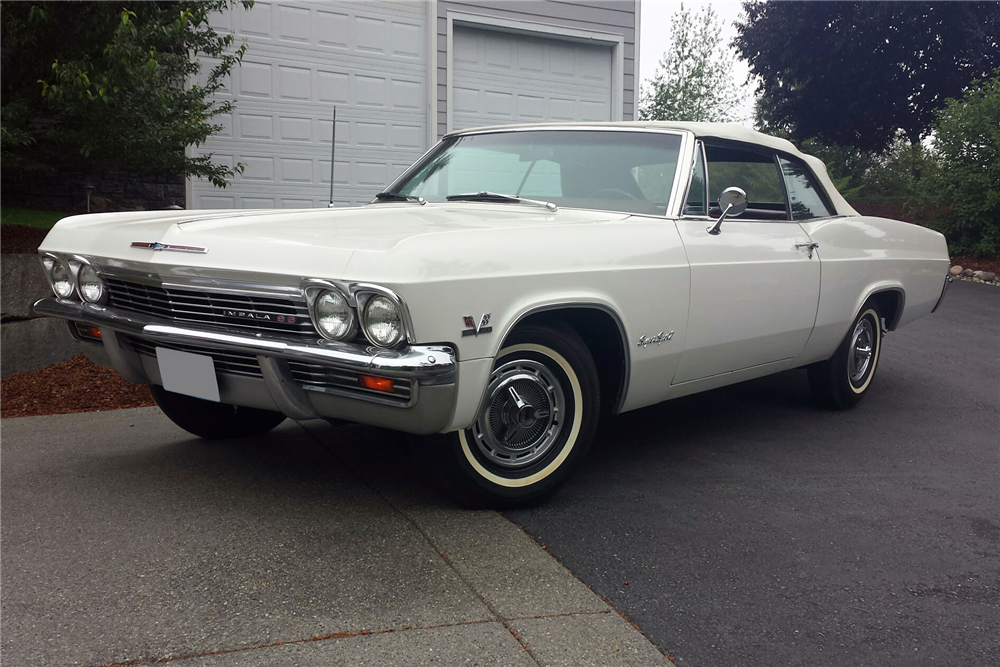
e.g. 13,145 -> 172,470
446,191 -> 558,212
373,192 -> 426,205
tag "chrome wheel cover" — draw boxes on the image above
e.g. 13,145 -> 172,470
849,317 -> 875,384
471,358 -> 566,469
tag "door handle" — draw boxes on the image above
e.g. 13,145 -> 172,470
796,242 -> 820,259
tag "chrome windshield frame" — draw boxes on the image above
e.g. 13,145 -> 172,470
381,127 -> 695,219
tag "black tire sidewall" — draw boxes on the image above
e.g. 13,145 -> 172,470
150,385 -> 286,439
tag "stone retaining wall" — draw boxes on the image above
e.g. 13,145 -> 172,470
1,254 -> 77,378
2,171 -> 185,213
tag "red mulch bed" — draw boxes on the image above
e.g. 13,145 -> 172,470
1,354 -> 154,418
951,254 -> 1000,275
1,224 -> 49,254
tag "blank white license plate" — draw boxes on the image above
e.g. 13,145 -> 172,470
156,347 -> 220,402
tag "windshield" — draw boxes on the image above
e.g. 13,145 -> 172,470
386,130 -> 683,215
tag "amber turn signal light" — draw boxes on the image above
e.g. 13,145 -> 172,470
88,326 -> 102,339
359,374 -> 395,393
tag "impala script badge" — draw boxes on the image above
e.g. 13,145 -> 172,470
223,309 -> 286,322
637,331 -> 674,348
462,314 -> 492,337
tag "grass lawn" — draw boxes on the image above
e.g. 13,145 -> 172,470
0,207 -> 68,229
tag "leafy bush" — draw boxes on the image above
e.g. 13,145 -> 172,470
1,2 -> 252,188
930,70 -> 1000,257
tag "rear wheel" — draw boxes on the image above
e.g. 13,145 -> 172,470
808,301 -> 882,409
150,385 -> 287,439
429,323 -> 599,508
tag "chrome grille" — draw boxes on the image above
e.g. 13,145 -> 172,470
287,361 -> 414,406
124,336 -> 263,378
105,278 -> 313,336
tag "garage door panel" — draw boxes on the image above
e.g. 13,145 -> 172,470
451,25 -> 613,131
193,0 -> 427,209
206,110 -> 426,154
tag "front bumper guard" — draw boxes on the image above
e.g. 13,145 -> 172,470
34,298 -> 457,433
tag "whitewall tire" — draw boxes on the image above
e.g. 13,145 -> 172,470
431,323 -> 600,508
808,302 -> 883,409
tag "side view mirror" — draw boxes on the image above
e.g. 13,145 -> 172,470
707,187 -> 747,235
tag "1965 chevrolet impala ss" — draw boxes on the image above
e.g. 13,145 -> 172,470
33,122 -> 951,507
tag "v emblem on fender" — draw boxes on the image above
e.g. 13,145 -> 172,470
462,313 -> 493,337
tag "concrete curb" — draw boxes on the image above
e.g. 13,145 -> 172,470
299,420 -> 675,666
1,409 -> 675,666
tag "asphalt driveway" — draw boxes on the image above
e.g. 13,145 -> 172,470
507,280 -> 999,666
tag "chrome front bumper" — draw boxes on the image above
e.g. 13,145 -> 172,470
34,297 -> 457,434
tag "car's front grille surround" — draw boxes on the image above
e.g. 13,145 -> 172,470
105,277 -> 314,337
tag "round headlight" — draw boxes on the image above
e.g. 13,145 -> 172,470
363,296 -> 403,347
77,264 -> 104,303
314,289 -> 354,339
50,260 -> 75,299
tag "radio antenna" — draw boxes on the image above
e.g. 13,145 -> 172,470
328,105 -> 336,208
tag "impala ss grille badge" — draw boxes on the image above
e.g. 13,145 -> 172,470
637,331 -> 674,348
462,314 -> 493,337
131,241 -> 208,254
222,309 -> 283,322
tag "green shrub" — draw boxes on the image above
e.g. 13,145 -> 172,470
930,69 -> 1000,257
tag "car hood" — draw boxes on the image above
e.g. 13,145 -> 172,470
39,203 -> 628,281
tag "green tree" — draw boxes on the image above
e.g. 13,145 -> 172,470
734,1 -> 1000,152
639,3 -> 744,123
1,1 -> 252,187
931,70 -> 1000,256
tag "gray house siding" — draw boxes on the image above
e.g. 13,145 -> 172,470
435,0 -> 637,138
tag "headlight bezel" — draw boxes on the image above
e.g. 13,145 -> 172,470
41,253 -> 77,300
74,259 -> 107,304
303,282 -> 357,342
301,279 -> 413,348
313,288 -> 357,341
359,293 -> 405,348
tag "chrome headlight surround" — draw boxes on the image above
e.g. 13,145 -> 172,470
40,253 -> 77,300
355,285 -> 413,349
300,279 -> 414,348
303,281 -> 357,341
72,257 -> 108,305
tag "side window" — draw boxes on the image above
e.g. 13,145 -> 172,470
705,144 -> 788,220
684,144 -> 707,215
778,156 -> 834,220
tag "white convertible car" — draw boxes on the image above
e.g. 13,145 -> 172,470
34,122 -> 950,506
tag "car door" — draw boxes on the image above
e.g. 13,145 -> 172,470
671,142 -> 822,384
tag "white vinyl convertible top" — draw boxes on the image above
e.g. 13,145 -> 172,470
447,121 -> 858,216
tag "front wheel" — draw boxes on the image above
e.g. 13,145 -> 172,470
150,385 -> 287,439
808,301 -> 882,409
429,323 -> 600,508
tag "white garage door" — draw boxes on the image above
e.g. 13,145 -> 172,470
190,1 -> 428,209
450,26 -> 614,132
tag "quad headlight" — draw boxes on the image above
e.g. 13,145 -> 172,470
303,281 -> 410,347
42,255 -> 76,299
361,295 -> 404,348
313,289 -> 355,340
76,263 -> 105,303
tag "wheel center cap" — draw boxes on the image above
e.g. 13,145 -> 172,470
517,406 -> 536,427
